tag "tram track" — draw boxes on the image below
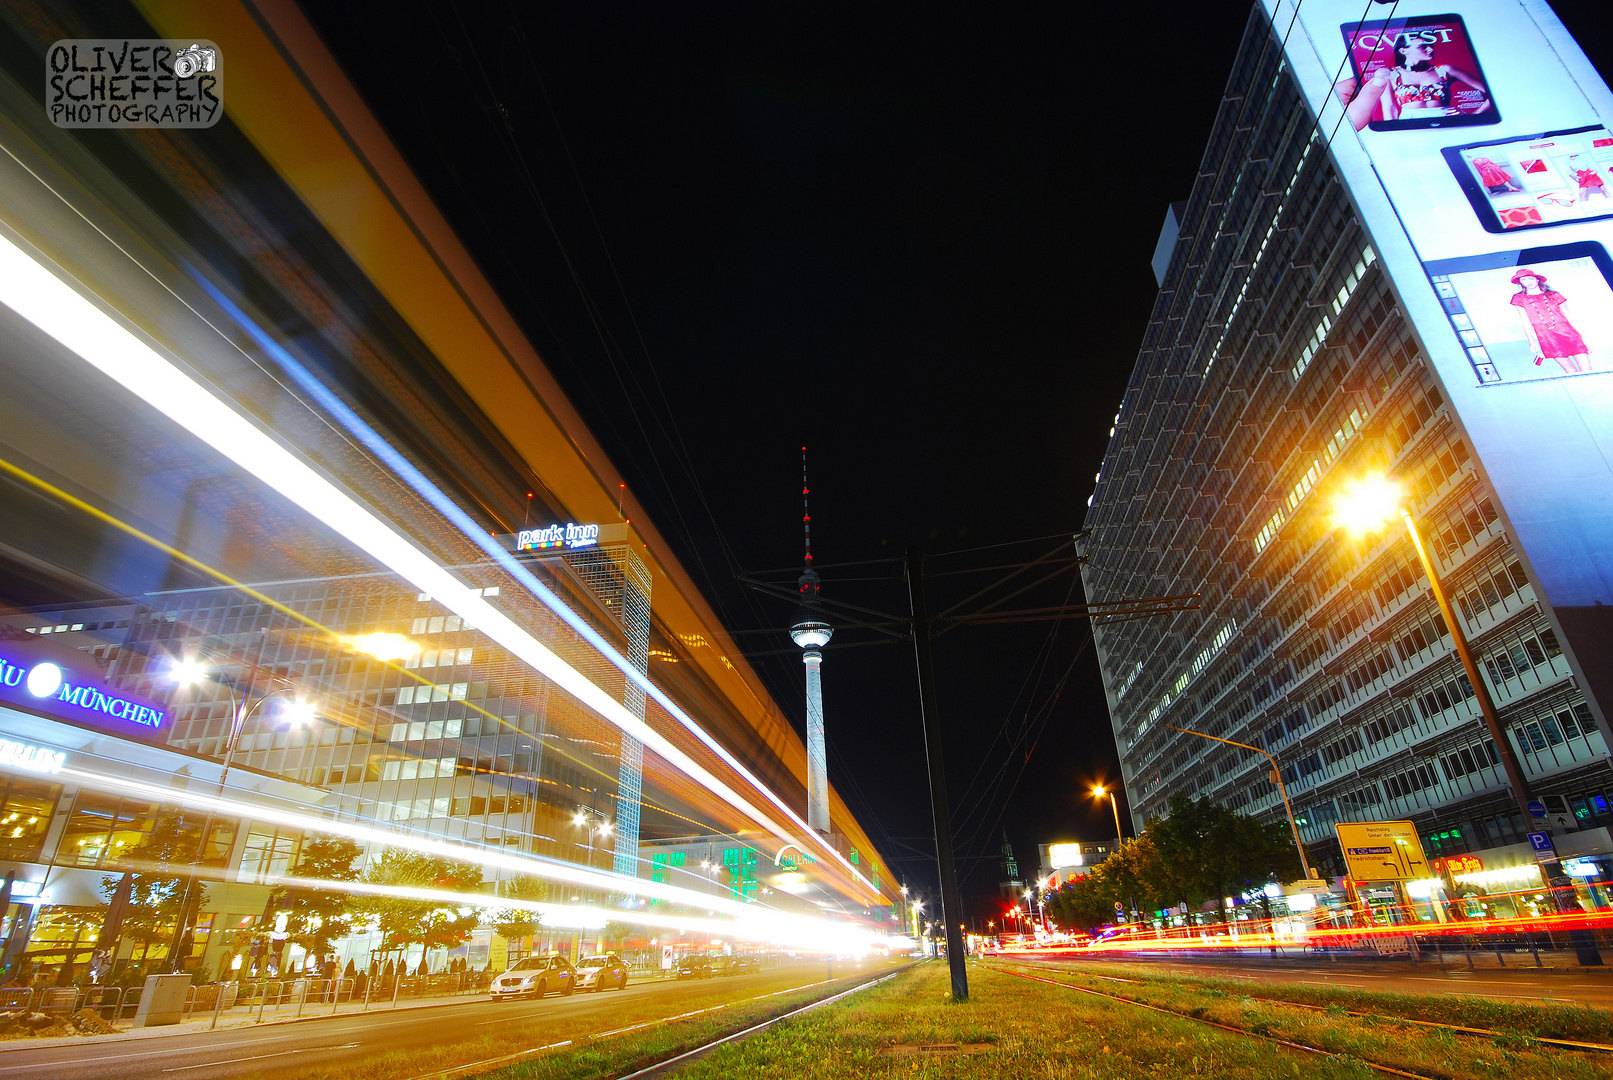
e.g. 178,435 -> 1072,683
993,958 -> 1613,1078
996,957 -> 1613,1054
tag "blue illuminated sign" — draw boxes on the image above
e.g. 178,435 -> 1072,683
0,649 -> 168,735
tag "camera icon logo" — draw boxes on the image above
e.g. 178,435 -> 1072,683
172,43 -> 216,79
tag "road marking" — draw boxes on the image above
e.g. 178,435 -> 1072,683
160,1043 -> 360,1072
0,1034 -> 305,1070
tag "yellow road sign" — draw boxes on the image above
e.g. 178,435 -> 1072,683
1334,821 -> 1430,881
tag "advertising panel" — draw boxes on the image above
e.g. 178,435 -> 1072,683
1334,821 -> 1432,881
1265,0 -> 1613,717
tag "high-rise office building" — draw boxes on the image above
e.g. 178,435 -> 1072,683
1083,1 -> 1613,878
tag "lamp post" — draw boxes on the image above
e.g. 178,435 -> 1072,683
1171,726 -> 1316,880
1092,784 -> 1125,850
166,665 -> 321,973
1327,475 -> 1535,824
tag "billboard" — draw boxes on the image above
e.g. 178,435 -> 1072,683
1334,821 -> 1432,881
1266,0 -> 1613,719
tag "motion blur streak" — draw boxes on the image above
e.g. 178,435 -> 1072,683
0,230 -> 812,870
195,276 -> 876,898
54,763 -> 886,953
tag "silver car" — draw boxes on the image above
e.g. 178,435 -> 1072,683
574,954 -> 629,991
489,955 -> 576,1000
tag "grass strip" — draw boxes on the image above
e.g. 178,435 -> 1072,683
989,959 -> 1613,1079
1018,957 -> 1613,1043
246,961 -> 904,1080
598,959 -> 1403,1079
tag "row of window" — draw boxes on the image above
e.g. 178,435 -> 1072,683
1483,626 -> 1562,688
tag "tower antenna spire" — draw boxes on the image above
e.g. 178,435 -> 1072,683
802,446 -> 812,569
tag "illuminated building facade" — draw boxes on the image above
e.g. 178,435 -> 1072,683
1082,5 -> 1613,877
0,0 -> 896,987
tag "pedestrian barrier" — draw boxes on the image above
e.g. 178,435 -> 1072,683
0,987 -> 32,1011
83,985 -> 123,1018
37,987 -> 79,1015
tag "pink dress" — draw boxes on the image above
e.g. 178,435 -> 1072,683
1472,158 -> 1510,187
1511,290 -> 1588,359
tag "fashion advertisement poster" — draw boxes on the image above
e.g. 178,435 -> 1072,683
1335,15 -> 1498,131
1430,252 -> 1613,381
1273,0 -> 1613,386
1445,126 -> 1613,231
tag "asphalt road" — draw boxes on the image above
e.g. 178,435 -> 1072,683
0,962 -> 870,1080
1006,951 -> 1613,1007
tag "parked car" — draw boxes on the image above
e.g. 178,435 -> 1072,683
489,955 -> 577,1000
712,954 -> 760,976
575,953 -> 629,991
675,954 -> 713,979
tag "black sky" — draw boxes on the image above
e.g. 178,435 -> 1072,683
307,1 -> 1611,918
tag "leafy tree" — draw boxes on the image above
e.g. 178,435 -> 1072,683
352,849 -> 484,959
273,836 -> 363,959
488,875 -> 548,941
99,809 -> 209,947
1043,794 -> 1303,931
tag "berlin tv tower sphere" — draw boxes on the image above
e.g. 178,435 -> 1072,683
790,569 -> 833,648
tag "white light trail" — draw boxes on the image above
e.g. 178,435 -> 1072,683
54,762 -> 884,952
0,231 -> 872,896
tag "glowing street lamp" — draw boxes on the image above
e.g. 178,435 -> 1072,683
1328,472 -> 1536,824
1092,784 -> 1124,850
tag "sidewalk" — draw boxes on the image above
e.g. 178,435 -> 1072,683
0,968 -> 678,1052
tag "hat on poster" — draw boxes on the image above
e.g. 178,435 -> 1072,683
1510,267 -> 1547,284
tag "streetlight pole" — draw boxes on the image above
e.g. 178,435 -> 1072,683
1396,510 -> 1535,821
1170,727 -> 1316,880
1093,785 -> 1124,850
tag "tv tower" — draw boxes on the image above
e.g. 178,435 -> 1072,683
789,447 -> 832,835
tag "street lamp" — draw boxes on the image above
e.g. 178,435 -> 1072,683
1171,725 -> 1316,881
1328,473 -> 1536,825
1092,784 -> 1124,850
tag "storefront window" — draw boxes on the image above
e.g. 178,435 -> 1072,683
239,824 -> 301,882
54,795 -> 160,869
23,906 -> 102,977
0,776 -> 60,862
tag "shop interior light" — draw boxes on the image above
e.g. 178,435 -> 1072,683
1454,865 -> 1543,888
0,231 -> 823,882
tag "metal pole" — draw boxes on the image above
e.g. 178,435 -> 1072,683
1108,792 -> 1124,850
1400,511 -> 1598,965
905,546 -> 968,1001
1170,727 -> 1313,879
1398,512 -> 1533,819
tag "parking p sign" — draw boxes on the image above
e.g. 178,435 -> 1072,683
1528,832 -> 1556,863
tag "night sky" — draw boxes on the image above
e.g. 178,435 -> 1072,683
309,2 -> 1610,918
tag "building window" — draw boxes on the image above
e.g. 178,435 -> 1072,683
0,776 -> 60,862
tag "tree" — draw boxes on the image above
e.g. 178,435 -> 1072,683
99,809 -> 209,950
274,836 -> 363,960
487,875 -> 548,942
1043,794 -> 1303,931
352,849 -> 484,960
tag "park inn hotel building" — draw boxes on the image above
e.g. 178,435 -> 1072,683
1084,2 -> 1613,882
0,0 -> 894,983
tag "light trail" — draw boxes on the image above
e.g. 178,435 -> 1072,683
55,762 -> 890,954
0,229 -> 874,903
194,276 -> 880,902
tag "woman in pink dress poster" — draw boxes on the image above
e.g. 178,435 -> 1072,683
1510,268 -> 1592,373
